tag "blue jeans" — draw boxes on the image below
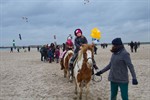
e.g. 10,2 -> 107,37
111,82 -> 128,100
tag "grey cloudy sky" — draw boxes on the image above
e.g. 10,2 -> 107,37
1,0 -> 149,46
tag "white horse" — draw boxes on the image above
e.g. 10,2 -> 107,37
74,44 -> 94,100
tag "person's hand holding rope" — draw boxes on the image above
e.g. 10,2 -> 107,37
95,70 -> 103,76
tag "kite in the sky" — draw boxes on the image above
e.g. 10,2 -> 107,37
67,34 -> 73,40
19,34 -> 22,40
22,17 -> 28,22
84,0 -> 90,4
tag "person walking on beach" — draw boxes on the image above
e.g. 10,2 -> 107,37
94,44 -> 98,55
129,41 -> 134,52
134,42 -> 138,53
55,45 -> 60,63
95,38 -> 138,100
10,47 -> 13,53
17,48 -> 20,52
28,46 -> 30,52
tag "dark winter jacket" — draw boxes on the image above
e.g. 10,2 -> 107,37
101,48 -> 137,83
74,35 -> 88,53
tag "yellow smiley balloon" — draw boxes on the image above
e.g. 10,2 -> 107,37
90,28 -> 101,40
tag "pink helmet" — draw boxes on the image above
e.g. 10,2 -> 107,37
66,39 -> 73,46
74,28 -> 82,36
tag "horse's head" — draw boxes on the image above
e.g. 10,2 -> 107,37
81,44 -> 94,67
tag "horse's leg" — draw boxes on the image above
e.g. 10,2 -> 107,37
69,67 -> 73,82
79,83 -> 83,100
60,58 -> 64,70
49,57 -> 51,63
67,70 -> 70,81
69,71 -> 73,82
64,69 -> 67,78
85,82 -> 90,100
41,53 -> 43,61
74,79 -> 77,94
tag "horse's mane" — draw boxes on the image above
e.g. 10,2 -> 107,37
66,50 -> 74,54
77,44 -> 94,61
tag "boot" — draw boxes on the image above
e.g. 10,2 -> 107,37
69,63 -> 73,70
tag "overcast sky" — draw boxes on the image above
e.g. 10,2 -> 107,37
1,0 -> 149,46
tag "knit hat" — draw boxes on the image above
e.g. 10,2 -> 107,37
112,38 -> 123,45
74,29 -> 82,36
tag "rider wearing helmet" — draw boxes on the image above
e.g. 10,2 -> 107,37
60,35 -> 74,70
66,38 -> 73,50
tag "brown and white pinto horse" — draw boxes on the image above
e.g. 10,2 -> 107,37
62,50 -> 74,79
74,44 -> 94,100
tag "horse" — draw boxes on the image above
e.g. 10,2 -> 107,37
74,44 -> 94,100
61,50 -> 74,80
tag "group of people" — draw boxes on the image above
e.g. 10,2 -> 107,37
101,43 -> 108,49
10,46 -> 32,53
61,28 -> 138,100
40,43 -> 60,63
128,41 -> 140,53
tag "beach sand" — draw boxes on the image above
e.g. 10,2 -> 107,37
0,45 -> 150,100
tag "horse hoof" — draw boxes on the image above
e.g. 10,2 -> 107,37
69,80 -> 73,83
79,96 -> 82,100
74,91 -> 77,94
73,96 -> 77,100
69,78 -> 73,83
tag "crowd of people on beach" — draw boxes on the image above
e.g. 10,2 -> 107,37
10,46 -> 39,53
40,43 -> 61,63
100,43 -> 108,49
128,41 -> 140,53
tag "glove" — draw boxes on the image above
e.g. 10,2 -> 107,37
95,71 -> 102,76
132,79 -> 138,85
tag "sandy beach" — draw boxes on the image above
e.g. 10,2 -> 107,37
0,44 -> 150,100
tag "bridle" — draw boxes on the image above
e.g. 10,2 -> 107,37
76,56 -> 93,71
87,57 -> 93,61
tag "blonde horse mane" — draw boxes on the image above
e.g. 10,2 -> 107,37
77,44 -> 94,62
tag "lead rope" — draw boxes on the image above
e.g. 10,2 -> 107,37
92,58 -> 102,82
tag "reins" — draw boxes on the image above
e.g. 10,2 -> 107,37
92,74 -> 102,82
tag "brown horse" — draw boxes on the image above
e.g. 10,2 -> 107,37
74,44 -> 94,100
61,50 -> 74,80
